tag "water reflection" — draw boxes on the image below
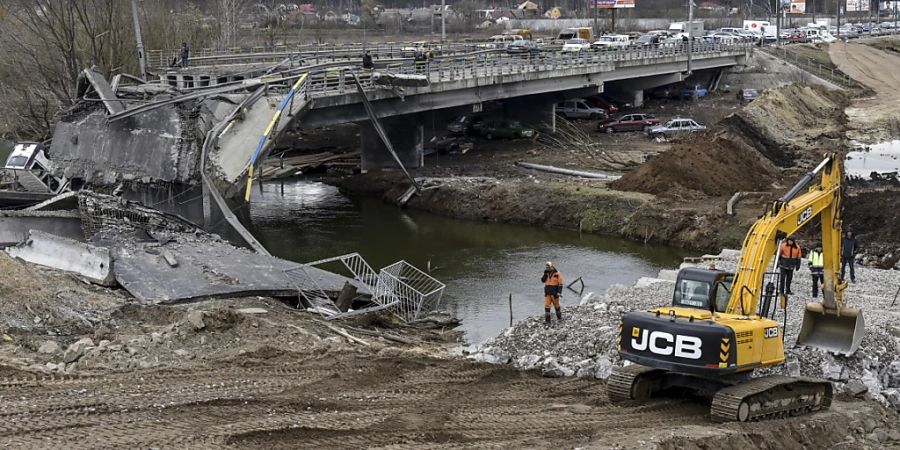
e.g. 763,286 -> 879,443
250,179 -> 690,343
846,140 -> 900,179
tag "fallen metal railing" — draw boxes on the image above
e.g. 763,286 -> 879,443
283,254 -> 445,322
377,260 -> 446,322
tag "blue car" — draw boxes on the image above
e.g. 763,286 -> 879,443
681,84 -> 709,99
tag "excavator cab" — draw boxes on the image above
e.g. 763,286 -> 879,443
672,268 -> 733,313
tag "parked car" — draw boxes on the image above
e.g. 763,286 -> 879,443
584,96 -> 619,114
475,120 -> 537,139
681,84 -> 709,99
562,38 -> 591,52
737,88 -> 760,103
447,115 -> 483,136
556,99 -> 607,120
633,33 -> 662,47
597,113 -> 660,133
591,34 -> 630,50
506,39 -> 540,55
647,118 -> 706,139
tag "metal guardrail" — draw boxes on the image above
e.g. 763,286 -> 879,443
762,46 -> 857,88
148,42 -> 482,69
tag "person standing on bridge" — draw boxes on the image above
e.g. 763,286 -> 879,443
362,51 -> 374,70
180,42 -> 190,68
541,261 -> 564,326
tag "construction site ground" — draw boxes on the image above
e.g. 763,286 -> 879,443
4,250 -> 897,449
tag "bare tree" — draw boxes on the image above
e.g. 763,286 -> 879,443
218,0 -> 249,49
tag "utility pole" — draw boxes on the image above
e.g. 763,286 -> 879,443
593,0 -> 598,36
837,0 -> 842,39
775,0 -> 779,46
687,0 -> 693,75
441,0 -> 446,42
130,0 -> 147,80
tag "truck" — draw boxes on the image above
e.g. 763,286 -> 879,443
743,20 -> 776,43
667,21 -> 704,39
556,27 -> 593,42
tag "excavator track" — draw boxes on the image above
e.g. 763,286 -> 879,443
710,375 -> 833,422
607,364 -> 664,403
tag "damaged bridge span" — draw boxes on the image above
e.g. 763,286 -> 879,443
46,43 -> 751,240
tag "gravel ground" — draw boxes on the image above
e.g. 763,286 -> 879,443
473,249 -> 900,410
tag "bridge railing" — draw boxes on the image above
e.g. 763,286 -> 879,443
148,42 -> 482,69
299,42 -> 752,98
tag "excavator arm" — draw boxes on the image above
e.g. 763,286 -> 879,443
725,153 -> 863,354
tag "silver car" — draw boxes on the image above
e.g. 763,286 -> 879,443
647,118 -> 706,139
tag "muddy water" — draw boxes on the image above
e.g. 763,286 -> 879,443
249,179 -> 690,343
846,140 -> 900,179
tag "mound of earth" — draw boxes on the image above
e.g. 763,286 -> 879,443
612,84 -> 848,197
609,137 -> 780,197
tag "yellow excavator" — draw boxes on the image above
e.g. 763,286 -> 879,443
609,153 -> 865,422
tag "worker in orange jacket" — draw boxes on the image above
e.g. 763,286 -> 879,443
778,237 -> 802,295
541,261 -> 564,325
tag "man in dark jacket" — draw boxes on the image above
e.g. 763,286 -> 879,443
841,229 -> 859,283
180,42 -> 190,68
362,51 -> 374,69
541,261 -> 564,326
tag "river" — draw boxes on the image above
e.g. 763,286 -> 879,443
249,179 -> 691,344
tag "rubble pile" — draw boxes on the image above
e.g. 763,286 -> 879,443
473,249 -> 900,410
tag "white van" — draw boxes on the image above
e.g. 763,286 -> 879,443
591,34 -> 631,49
3,142 -> 68,194
555,99 -> 607,120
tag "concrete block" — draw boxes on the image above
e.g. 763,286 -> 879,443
5,230 -> 115,286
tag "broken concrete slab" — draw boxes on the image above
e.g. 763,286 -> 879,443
82,68 -> 125,114
5,230 -> 115,286
98,229 -> 371,304
0,210 -> 84,247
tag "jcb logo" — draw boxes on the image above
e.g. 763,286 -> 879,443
631,329 -> 703,360
798,206 -> 813,225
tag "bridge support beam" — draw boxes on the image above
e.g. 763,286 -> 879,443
502,93 -> 569,133
359,114 -> 424,172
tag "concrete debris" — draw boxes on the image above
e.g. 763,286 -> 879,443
236,308 -> 268,315
37,341 -> 60,354
185,310 -> 205,331
846,380 -> 869,397
5,230 -> 115,286
474,248 -> 900,410
63,337 -> 95,363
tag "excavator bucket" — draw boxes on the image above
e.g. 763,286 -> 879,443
797,302 -> 865,355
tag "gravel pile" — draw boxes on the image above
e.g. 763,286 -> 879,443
472,249 -> 900,410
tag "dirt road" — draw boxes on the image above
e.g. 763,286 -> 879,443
0,354 -> 892,449
829,41 -> 900,139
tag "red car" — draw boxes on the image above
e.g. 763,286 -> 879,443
585,96 -> 619,114
597,113 -> 660,133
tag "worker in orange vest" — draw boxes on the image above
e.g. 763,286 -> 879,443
778,237 -> 802,295
541,261 -> 564,326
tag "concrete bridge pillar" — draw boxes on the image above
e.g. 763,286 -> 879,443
359,114 -> 424,172
502,95 -> 559,133
632,90 -> 645,108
